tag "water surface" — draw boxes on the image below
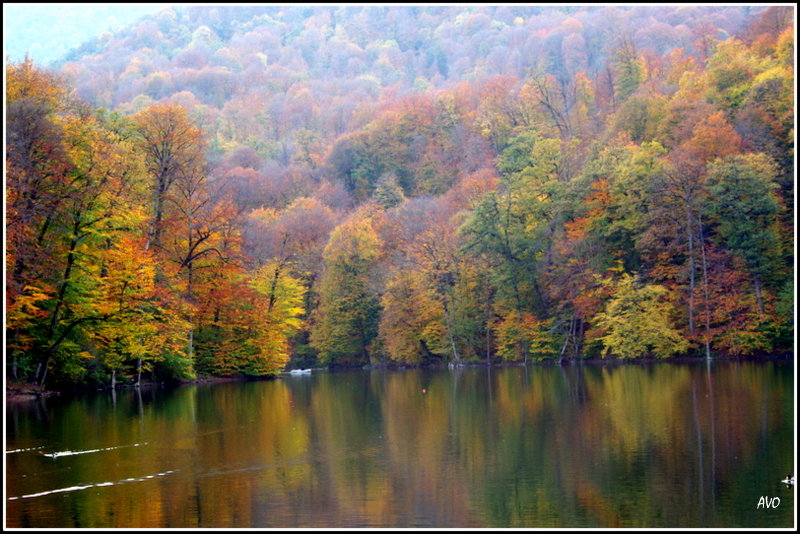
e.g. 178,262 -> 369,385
5,360 -> 795,528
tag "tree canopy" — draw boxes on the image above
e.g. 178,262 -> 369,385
6,6 -> 794,388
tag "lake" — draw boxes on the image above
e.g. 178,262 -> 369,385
5,360 -> 795,528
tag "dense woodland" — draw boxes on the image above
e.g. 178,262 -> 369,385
5,5 -> 795,389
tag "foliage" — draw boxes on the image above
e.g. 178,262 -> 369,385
493,311 -> 555,362
311,214 -> 382,365
593,274 -> 689,359
240,262 -> 307,375
5,7 -> 795,389
704,153 -> 783,289
378,269 -> 446,364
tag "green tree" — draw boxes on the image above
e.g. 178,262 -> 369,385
704,153 -> 784,314
613,37 -> 644,102
26,103 -> 154,387
311,214 -> 382,365
462,132 -> 572,320
373,171 -> 406,209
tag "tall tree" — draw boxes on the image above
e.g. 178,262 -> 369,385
611,36 -> 644,102
132,103 -> 207,251
378,268 -> 446,364
704,153 -> 784,314
6,59 -> 75,380
239,261 -> 306,375
311,212 -> 382,365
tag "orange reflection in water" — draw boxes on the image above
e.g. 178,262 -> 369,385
5,360 -> 794,528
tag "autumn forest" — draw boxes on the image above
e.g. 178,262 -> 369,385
5,5 -> 795,390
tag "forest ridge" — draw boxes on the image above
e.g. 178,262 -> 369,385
5,5 -> 795,389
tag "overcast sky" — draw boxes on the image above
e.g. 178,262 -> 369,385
4,3 -> 176,65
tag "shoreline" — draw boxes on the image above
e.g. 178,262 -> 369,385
5,382 -> 60,403
6,353 -> 793,403
358,351 -> 795,370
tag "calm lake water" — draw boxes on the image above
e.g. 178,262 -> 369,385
5,360 -> 795,528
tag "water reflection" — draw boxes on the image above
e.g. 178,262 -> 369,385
5,360 -> 794,528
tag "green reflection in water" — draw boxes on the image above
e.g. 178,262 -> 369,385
5,360 -> 794,528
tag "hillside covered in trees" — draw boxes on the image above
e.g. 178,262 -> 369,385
6,5 -> 795,389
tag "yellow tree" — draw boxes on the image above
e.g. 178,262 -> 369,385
493,311 -> 554,363
241,262 -> 307,375
90,233 -> 191,387
409,221 -> 472,364
593,273 -> 688,359
378,268 -> 447,364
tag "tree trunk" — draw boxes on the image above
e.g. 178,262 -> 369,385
574,318 -> 584,359
38,234 -> 80,385
186,262 -> 195,359
38,361 -> 49,389
753,276 -> 764,315
559,315 -> 575,363
135,357 -> 142,387
419,338 -> 435,362
111,368 -> 116,390
485,314 -> 492,363
686,209 -> 696,334
10,340 -> 19,381
698,215 -> 712,359
146,170 -> 169,251
442,298 -> 461,364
